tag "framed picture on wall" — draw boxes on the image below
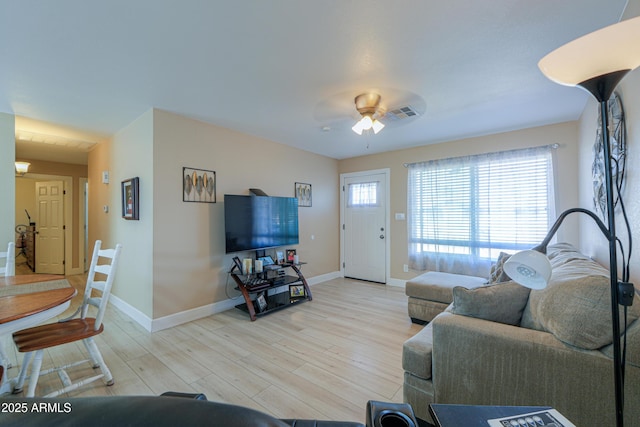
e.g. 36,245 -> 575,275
295,182 -> 312,207
121,177 -> 140,220
183,167 -> 216,203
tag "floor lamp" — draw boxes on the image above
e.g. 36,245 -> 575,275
504,16 -> 640,427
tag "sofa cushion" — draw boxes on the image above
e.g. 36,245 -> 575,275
450,281 -> 531,326
407,297 -> 449,323
602,318 -> 640,368
402,322 -> 434,380
405,271 -> 487,304
521,254 -> 640,350
546,242 -> 592,265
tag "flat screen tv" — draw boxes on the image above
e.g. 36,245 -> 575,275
224,194 -> 299,253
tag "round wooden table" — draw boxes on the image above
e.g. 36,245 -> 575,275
0,274 -> 76,393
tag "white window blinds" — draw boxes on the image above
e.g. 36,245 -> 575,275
407,145 -> 556,276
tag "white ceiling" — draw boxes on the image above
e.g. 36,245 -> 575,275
1,1 -> 629,161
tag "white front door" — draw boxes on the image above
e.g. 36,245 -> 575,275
35,181 -> 65,274
342,171 -> 388,283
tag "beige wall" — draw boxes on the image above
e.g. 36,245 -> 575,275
15,179 -> 37,225
151,109 -> 339,318
87,108 -> 340,322
14,160 -> 88,270
577,4 -> 640,286
0,113 -> 15,246
338,122 -> 580,280
89,110 -> 155,318
109,110 -> 155,318
88,133 -> 113,249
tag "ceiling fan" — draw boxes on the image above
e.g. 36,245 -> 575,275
313,88 -> 425,135
351,93 -> 386,135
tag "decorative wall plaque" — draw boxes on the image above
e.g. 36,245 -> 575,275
592,92 -> 626,218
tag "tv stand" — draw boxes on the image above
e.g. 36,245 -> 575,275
230,263 -> 312,321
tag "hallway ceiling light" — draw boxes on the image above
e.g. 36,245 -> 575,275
15,161 -> 30,176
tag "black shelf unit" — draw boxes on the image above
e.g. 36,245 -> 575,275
230,263 -> 312,321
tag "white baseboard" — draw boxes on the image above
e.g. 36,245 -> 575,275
306,270 -> 342,285
108,294 -> 153,332
150,298 -> 239,332
110,271 -> 342,332
338,269 -> 406,288
386,277 -> 406,288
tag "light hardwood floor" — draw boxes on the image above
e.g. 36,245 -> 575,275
2,272 -> 422,423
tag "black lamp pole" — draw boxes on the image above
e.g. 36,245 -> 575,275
582,70 -> 629,427
528,70 -> 632,427
536,15 -> 640,426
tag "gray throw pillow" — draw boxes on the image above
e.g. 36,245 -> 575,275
523,258 -> 640,349
489,252 -> 512,284
451,281 -> 531,326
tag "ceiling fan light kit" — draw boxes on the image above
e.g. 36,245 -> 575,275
352,115 -> 385,135
352,93 -> 386,135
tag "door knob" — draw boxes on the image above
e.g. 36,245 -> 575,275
379,234 -> 385,239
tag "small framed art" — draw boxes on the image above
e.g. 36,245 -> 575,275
295,182 -> 312,207
256,293 -> 268,312
121,177 -> 140,220
258,255 -> 275,266
183,167 -> 216,203
289,284 -> 306,299
286,249 -> 297,263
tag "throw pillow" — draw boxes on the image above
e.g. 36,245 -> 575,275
523,257 -> 640,350
451,281 -> 531,326
489,252 -> 512,284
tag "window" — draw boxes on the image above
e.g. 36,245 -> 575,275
347,181 -> 380,207
407,145 -> 556,276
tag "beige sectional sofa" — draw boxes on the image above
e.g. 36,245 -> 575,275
402,243 -> 640,426
405,271 -> 486,323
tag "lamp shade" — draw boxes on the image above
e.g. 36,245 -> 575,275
15,161 -> 31,174
538,16 -> 640,88
351,119 -> 365,135
503,250 -> 552,290
352,116 -> 386,135
371,119 -> 385,134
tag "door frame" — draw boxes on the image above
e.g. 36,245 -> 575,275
339,168 -> 391,284
27,173 -> 78,276
79,177 -> 88,273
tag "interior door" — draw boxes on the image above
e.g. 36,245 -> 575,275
35,181 -> 65,274
343,172 -> 387,283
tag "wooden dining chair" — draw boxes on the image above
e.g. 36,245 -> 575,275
0,242 -> 16,369
12,240 -> 122,397
0,242 -> 15,277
